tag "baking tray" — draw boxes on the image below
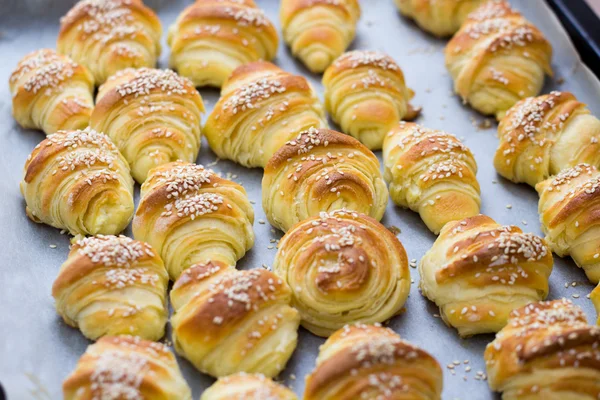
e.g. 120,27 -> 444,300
1,0 -> 600,399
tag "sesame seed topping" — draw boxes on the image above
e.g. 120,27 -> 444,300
76,235 -> 154,267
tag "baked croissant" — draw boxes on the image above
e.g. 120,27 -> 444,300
91,68 -> 205,183
536,164 -> 600,283
445,0 -> 553,120
63,335 -> 192,400
273,209 -> 410,337
21,128 -> 134,237
494,91 -> 600,187
419,214 -> 553,337
280,0 -> 361,73
52,235 -> 169,341
592,284 -> 600,326
323,50 -> 420,150
395,0 -> 486,37
485,299 -> 600,399
383,122 -> 481,234
133,161 -> 254,280
204,62 -> 328,168
9,49 -> 95,135
167,0 -> 279,88
262,127 -> 388,232
304,323 -> 443,400
170,262 -> 301,378
201,373 -> 298,400
57,0 -> 162,85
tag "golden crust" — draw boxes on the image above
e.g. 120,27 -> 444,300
304,324 -> 443,400
262,128 -> 388,232
201,373 -> 297,400
485,299 -> 600,398
419,214 -> 553,337
170,266 -> 300,378
63,335 -> 192,400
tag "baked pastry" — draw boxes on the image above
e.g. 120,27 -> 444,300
133,162 -> 254,280
91,68 -> 205,183
419,214 -> 553,337
494,91 -> 600,187
323,50 -> 420,150
383,122 -> 481,234
9,49 -> 95,135
204,62 -> 328,168
485,299 -> 600,399
445,0 -> 553,120
395,0 -> 486,37
536,164 -> 600,283
52,235 -> 169,341
63,335 -> 192,400
273,209 -> 410,337
304,323 -> 443,400
262,127 -> 388,232
170,262 -> 301,378
57,0 -> 162,85
201,373 -> 297,400
167,0 -> 279,88
280,0 -> 361,73
21,128 -> 134,237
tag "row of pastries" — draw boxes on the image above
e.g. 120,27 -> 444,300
8,0 -> 600,399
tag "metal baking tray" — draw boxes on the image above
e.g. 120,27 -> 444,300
1,0 -> 600,399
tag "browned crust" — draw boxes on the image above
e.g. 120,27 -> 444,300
281,0 -> 360,23
171,260 -> 230,291
223,60 -> 283,86
178,2 -> 274,29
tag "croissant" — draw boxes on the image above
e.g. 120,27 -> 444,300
383,122 -> 481,234
170,261 -> 301,378
133,161 -> 254,280
204,62 -> 328,168
262,127 -> 388,232
419,214 -> 553,337
21,128 -> 134,237
445,0 -> 553,120
91,68 -> 205,183
57,0 -> 162,85
63,335 -> 192,400
52,235 -> 168,341
280,0 -> 361,73
304,323 -> 443,400
494,91 -> 600,187
201,373 -> 298,400
167,0 -> 279,88
536,164 -> 600,283
323,50 -> 420,150
592,285 -> 600,326
485,299 -> 600,399
273,209 -> 410,337
9,49 -> 95,135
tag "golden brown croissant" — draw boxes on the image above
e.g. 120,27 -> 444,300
133,161 -> 254,280
323,50 -> 420,150
204,62 -> 328,168
273,209 -> 410,337
495,91 -> 600,187
485,299 -> 600,399
280,0 -> 361,73
63,335 -> 192,400
262,127 -> 388,232
395,0 -> 486,37
304,323 -> 443,400
383,122 -> 481,234
536,164 -> 600,283
445,0 -> 553,120
91,68 -> 205,183
57,0 -> 162,85
201,373 -> 298,400
167,0 -> 279,88
170,261 -> 301,378
9,49 -> 95,135
419,214 -> 553,337
21,128 -> 134,237
52,235 -> 169,341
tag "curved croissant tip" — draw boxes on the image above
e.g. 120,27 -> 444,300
302,51 -> 334,74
